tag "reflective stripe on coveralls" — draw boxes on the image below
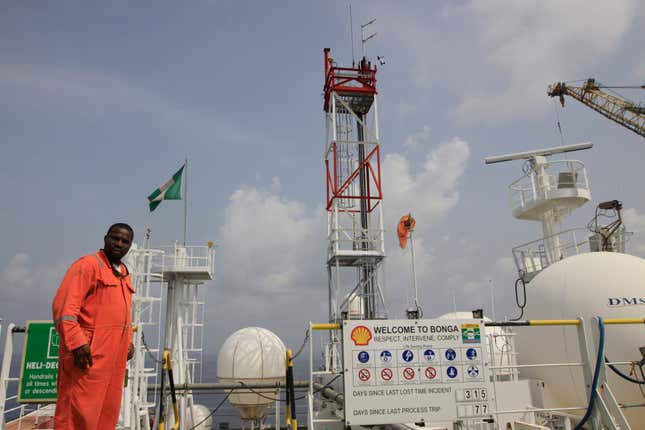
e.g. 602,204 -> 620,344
52,250 -> 135,430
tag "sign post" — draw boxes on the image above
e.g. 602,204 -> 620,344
18,321 -> 59,403
343,318 -> 492,426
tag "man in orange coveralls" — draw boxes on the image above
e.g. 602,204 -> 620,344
52,223 -> 135,430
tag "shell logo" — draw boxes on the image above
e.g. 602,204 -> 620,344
350,325 -> 372,346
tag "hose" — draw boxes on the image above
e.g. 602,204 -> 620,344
605,357 -> 645,385
510,277 -> 527,321
574,317 -> 605,430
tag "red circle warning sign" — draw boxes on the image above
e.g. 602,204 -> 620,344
403,367 -> 415,380
425,366 -> 437,379
358,368 -> 371,382
381,368 -> 393,381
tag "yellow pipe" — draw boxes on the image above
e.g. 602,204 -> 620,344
285,350 -> 291,427
286,349 -> 297,429
172,403 -> 179,430
161,351 -> 180,430
311,323 -> 340,330
162,351 -> 170,369
603,318 -> 645,325
529,320 -> 580,326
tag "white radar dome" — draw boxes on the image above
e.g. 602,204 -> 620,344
515,252 -> 645,426
217,327 -> 286,420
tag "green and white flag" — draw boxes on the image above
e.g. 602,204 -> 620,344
148,165 -> 184,212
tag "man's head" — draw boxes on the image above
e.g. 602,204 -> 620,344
103,223 -> 134,263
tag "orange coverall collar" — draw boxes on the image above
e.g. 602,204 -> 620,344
97,249 -> 130,276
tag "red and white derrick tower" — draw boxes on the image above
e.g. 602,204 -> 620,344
323,48 -> 387,322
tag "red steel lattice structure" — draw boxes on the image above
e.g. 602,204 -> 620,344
323,48 -> 383,213
322,48 -> 386,322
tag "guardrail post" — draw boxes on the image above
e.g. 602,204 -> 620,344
0,323 -> 16,430
286,349 -> 297,430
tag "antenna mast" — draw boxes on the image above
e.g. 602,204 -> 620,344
349,5 -> 355,63
323,48 -> 386,321
485,142 -> 593,281
360,18 -> 376,57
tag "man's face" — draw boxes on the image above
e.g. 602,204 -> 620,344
104,227 -> 133,262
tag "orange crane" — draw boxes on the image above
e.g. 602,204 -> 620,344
547,78 -> 645,138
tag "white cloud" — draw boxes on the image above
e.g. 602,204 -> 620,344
1,253 -> 33,288
456,0 -> 638,121
623,208 -> 645,255
0,253 -> 66,323
383,137 -> 470,230
209,138 -> 471,322
215,185 -> 325,296
382,137 -> 470,316
404,125 -> 431,147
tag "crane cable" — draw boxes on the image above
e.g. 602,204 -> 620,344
553,98 -> 566,148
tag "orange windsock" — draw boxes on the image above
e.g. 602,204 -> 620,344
397,214 -> 416,248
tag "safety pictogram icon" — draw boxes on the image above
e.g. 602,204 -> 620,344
445,348 -> 456,361
446,366 -> 458,378
381,368 -> 393,381
467,365 -> 480,377
403,367 -> 416,380
466,348 -> 478,360
423,348 -> 436,361
358,368 -> 371,382
402,349 -> 414,362
425,366 -> 437,379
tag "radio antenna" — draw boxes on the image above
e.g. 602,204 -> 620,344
349,4 -> 355,64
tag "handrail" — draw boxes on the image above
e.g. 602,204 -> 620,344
486,319 -> 581,327
311,323 -> 340,331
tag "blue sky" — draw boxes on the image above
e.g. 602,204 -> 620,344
1,0 -> 644,354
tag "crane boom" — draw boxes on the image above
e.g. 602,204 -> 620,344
548,78 -> 645,138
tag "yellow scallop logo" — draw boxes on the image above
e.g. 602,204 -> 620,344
351,325 -> 372,346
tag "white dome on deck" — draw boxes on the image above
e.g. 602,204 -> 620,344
515,252 -> 645,426
217,327 -> 286,420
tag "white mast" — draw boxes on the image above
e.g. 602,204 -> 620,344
486,142 -> 593,281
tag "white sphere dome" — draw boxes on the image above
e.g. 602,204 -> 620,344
217,327 -> 286,420
515,252 -> 645,426
188,404 -> 213,430
168,404 -> 212,430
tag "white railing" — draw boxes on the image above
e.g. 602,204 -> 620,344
327,227 -> 384,256
509,160 -> 590,211
156,244 -> 215,274
512,228 -> 633,280
512,228 -> 589,278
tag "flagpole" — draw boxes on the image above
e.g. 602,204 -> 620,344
183,158 -> 188,246
410,230 -> 419,312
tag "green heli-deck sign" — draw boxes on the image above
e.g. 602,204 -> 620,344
18,321 -> 59,403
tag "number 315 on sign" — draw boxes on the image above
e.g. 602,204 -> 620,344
459,388 -> 487,401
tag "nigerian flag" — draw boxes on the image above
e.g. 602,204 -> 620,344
148,165 -> 184,212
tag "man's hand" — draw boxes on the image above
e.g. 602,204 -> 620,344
127,342 -> 134,361
72,344 -> 93,369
